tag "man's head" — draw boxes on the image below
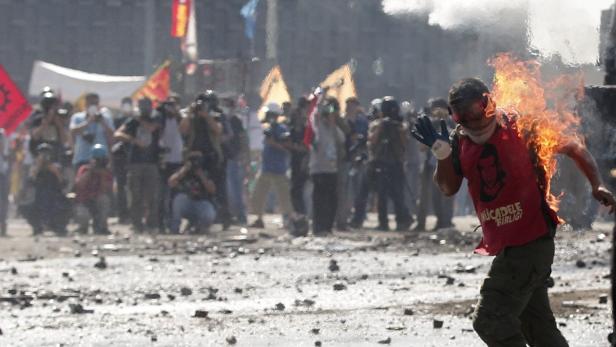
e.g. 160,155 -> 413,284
137,97 -> 153,118
345,97 -> 360,117
40,88 -> 59,113
321,97 -> 340,124
381,96 -> 400,120
121,97 -> 133,115
282,102 -> 292,116
368,98 -> 383,120
262,102 -> 282,123
427,97 -> 449,119
448,78 -> 493,130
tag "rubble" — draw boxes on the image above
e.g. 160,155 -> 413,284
94,257 -> 107,269
226,336 -> 237,345
180,287 -> 192,296
433,319 -> 444,329
403,308 -> 414,316
333,282 -> 347,291
599,294 -> 608,304
69,303 -> 94,314
328,259 -> 340,272
274,303 -> 285,311
575,260 -> 586,268
378,337 -> 391,344
193,310 -> 209,318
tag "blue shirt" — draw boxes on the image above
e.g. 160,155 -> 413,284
70,109 -> 114,165
261,123 -> 289,175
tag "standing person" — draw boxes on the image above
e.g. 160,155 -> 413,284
367,96 -> 412,231
70,93 -> 115,170
168,152 -> 217,234
73,144 -> 113,235
249,103 -> 294,229
309,97 -> 346,236
415,98 -> 455,231
222,97 -> 249,225
349,98 -> 381,229
401,101 -> 420,218
157,95 -> 184,233
335,97 -> 368,230
29,88 -> 69,162
114,98 -> 161,233
288,97 -> 310,216
111,97 -> 134,223
411,77 -> 616,346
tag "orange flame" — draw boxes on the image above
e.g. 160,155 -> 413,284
489,53 -> 583,212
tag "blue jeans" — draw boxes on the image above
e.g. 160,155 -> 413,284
170,193 -> 216,233
226,159 -> 247,224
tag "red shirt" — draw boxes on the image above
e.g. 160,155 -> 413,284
456,116 -> 558,255
74,165 -> 113,203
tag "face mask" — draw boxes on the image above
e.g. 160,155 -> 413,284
461,116 -> 497,145
121,103 -> 132,113
87,105 -> 98,116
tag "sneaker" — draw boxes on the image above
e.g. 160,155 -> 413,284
373,225 -> 389,232
289,216 -> 309,237
249,219 -> 265,229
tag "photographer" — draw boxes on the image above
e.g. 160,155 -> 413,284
249,103 -> 294,229
168,151 -> 217,234
157,95 -> 184,233
367,96 -> 412,231
29,88 -> 69,162
114,97 -> 161,233
21,143 -> 70,236
73,144 -> 113,235
309,97 -> 346,236
70,93 -> 115,169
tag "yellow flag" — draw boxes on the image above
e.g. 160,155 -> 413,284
258,65 -> 291,121
320,63 -> 357,115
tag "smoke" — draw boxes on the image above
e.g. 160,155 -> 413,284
383,0 -> 614,65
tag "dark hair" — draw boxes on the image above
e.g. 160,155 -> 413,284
448,78 -> 489,108
346,96 -> 360,105
428,97 -> 449,110
85,93 -> 100,101
297,96 -> 309,109
323,97 -> 340,113
121,97 -> 132,105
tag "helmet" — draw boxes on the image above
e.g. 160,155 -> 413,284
40,88 -> 59,111
380,96 -> 400,119
91,144 -> 108,159
368,98 -> 382,117
400,101 -> 414,115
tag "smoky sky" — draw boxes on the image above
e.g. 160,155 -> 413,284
383,0 -> 614,65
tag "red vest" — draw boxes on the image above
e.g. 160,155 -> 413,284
457,117 -> 558,255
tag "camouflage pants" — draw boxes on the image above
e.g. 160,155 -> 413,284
473,236 -> 569,347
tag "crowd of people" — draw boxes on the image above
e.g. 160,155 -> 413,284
0,86 -> 473,237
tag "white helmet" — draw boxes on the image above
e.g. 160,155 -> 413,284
400,100 -> 415,115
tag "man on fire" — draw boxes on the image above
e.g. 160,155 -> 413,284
411,77 -> 616,346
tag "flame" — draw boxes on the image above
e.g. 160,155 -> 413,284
488,53 -> 583,212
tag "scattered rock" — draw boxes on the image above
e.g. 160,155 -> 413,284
234,288 -> 243,294
333,282 -> 347,291
328,260 -> 340,272
314,341 -> 322,347
144,293 -> 161,300
403,308 -> 414,316
311,328 -> 320,335
180,287 -> 192,296
546,277 -> 555,288
378,337 -> 391,344
220,309 -> 233,314
575,260 -> 586,268
193,310 -> 209,318
294,299 -> 315,307
454,264 -> 476,273
445,277 -> 455,285
599,294 -> 608,304
94,257 -> 107,270
69,303 -> 94,314
10,267 -> 17,275
274,302 -> 285,311
0,327 -> 3,335
226,336 -> 237,345
433,319 -> 444,329
151,335 -> 157,342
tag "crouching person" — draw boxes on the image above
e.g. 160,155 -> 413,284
168,152 -> 217,234
73,144 -> 113,235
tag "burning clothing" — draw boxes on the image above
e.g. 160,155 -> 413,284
452,114 -> 558,255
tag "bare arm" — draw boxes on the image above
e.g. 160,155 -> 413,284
559,140 -> 615,212
434,155 -> 463,197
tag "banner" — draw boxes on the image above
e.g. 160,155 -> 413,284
0,65 -> 32,134
29,60 -> 145,108
171,0 -> 191,38
132,61 -> 171,105
258,65 -> 290,121
320,63 -> 357,115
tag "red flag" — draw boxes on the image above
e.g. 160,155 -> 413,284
303,87 -> 323,147
171,0 -> 191,38
0,65 -> 32,135
132,61 -> 171,107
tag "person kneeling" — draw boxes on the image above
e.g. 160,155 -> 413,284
73,144 -> 113,235
168,152 -> 217,234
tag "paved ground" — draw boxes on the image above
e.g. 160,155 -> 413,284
0,214 -> 612,346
